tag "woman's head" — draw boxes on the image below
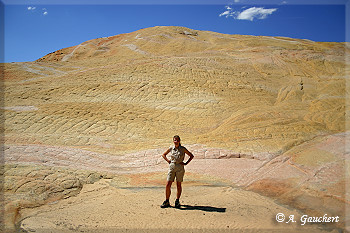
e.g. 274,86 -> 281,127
173,135 -> 181,146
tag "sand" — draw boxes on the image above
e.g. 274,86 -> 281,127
18,179 -> 335,233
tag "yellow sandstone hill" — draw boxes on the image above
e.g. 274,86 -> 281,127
4,26 -> 347,155
2,26 -> 349,231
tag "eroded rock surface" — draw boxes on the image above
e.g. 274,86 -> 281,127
2,26 -> 348,231
2,164 -> 113,230
3,26 -> 348,155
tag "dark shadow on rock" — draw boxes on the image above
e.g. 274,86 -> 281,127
178,205 -> 226,212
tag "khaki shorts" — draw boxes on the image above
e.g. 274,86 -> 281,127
167,163 -> 185,182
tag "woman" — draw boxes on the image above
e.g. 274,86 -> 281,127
161,135 -> 194,208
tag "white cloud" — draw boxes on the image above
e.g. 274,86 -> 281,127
234,0 -> 240,2
219,5 -> 236,18
237,7 -> 277,21
219,10 -> 232,17
219,6 -> 277,21
42,8 -> 48,15
27,6 -> 48,16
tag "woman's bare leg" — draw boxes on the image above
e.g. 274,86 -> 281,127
176,181 -> 182,199
166,181 -> 173,199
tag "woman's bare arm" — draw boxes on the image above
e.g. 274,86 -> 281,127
162,148 -> 171,164
183,148 -> 194,165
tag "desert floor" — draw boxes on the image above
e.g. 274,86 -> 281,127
17,173 -> 340,233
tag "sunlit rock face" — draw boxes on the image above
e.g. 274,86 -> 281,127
2,26 -> 348,230
4,26 -> 347,155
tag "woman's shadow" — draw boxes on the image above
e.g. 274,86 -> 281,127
177,204 -> 226,212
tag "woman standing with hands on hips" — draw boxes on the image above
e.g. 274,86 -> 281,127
161,135 -> 194,208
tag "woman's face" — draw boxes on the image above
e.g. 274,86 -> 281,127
173,137 -> 180,146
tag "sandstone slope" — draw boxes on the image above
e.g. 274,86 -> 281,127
3,26 -> 348,154
2,26 -> 349,232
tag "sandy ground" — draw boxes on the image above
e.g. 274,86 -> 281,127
17,178 -> 338,233
4,137 -> 348,232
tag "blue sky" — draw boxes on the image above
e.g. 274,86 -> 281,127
1,0 -> 347,63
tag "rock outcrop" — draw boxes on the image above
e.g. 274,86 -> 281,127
2,164 -> 114,230
2,26 -> 348,231
3,26 -> 347,155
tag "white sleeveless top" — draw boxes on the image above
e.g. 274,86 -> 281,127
169,145 -> 186,164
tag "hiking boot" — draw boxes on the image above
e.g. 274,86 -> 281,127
175,199 -> 180,208
161,200 -> 170,208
